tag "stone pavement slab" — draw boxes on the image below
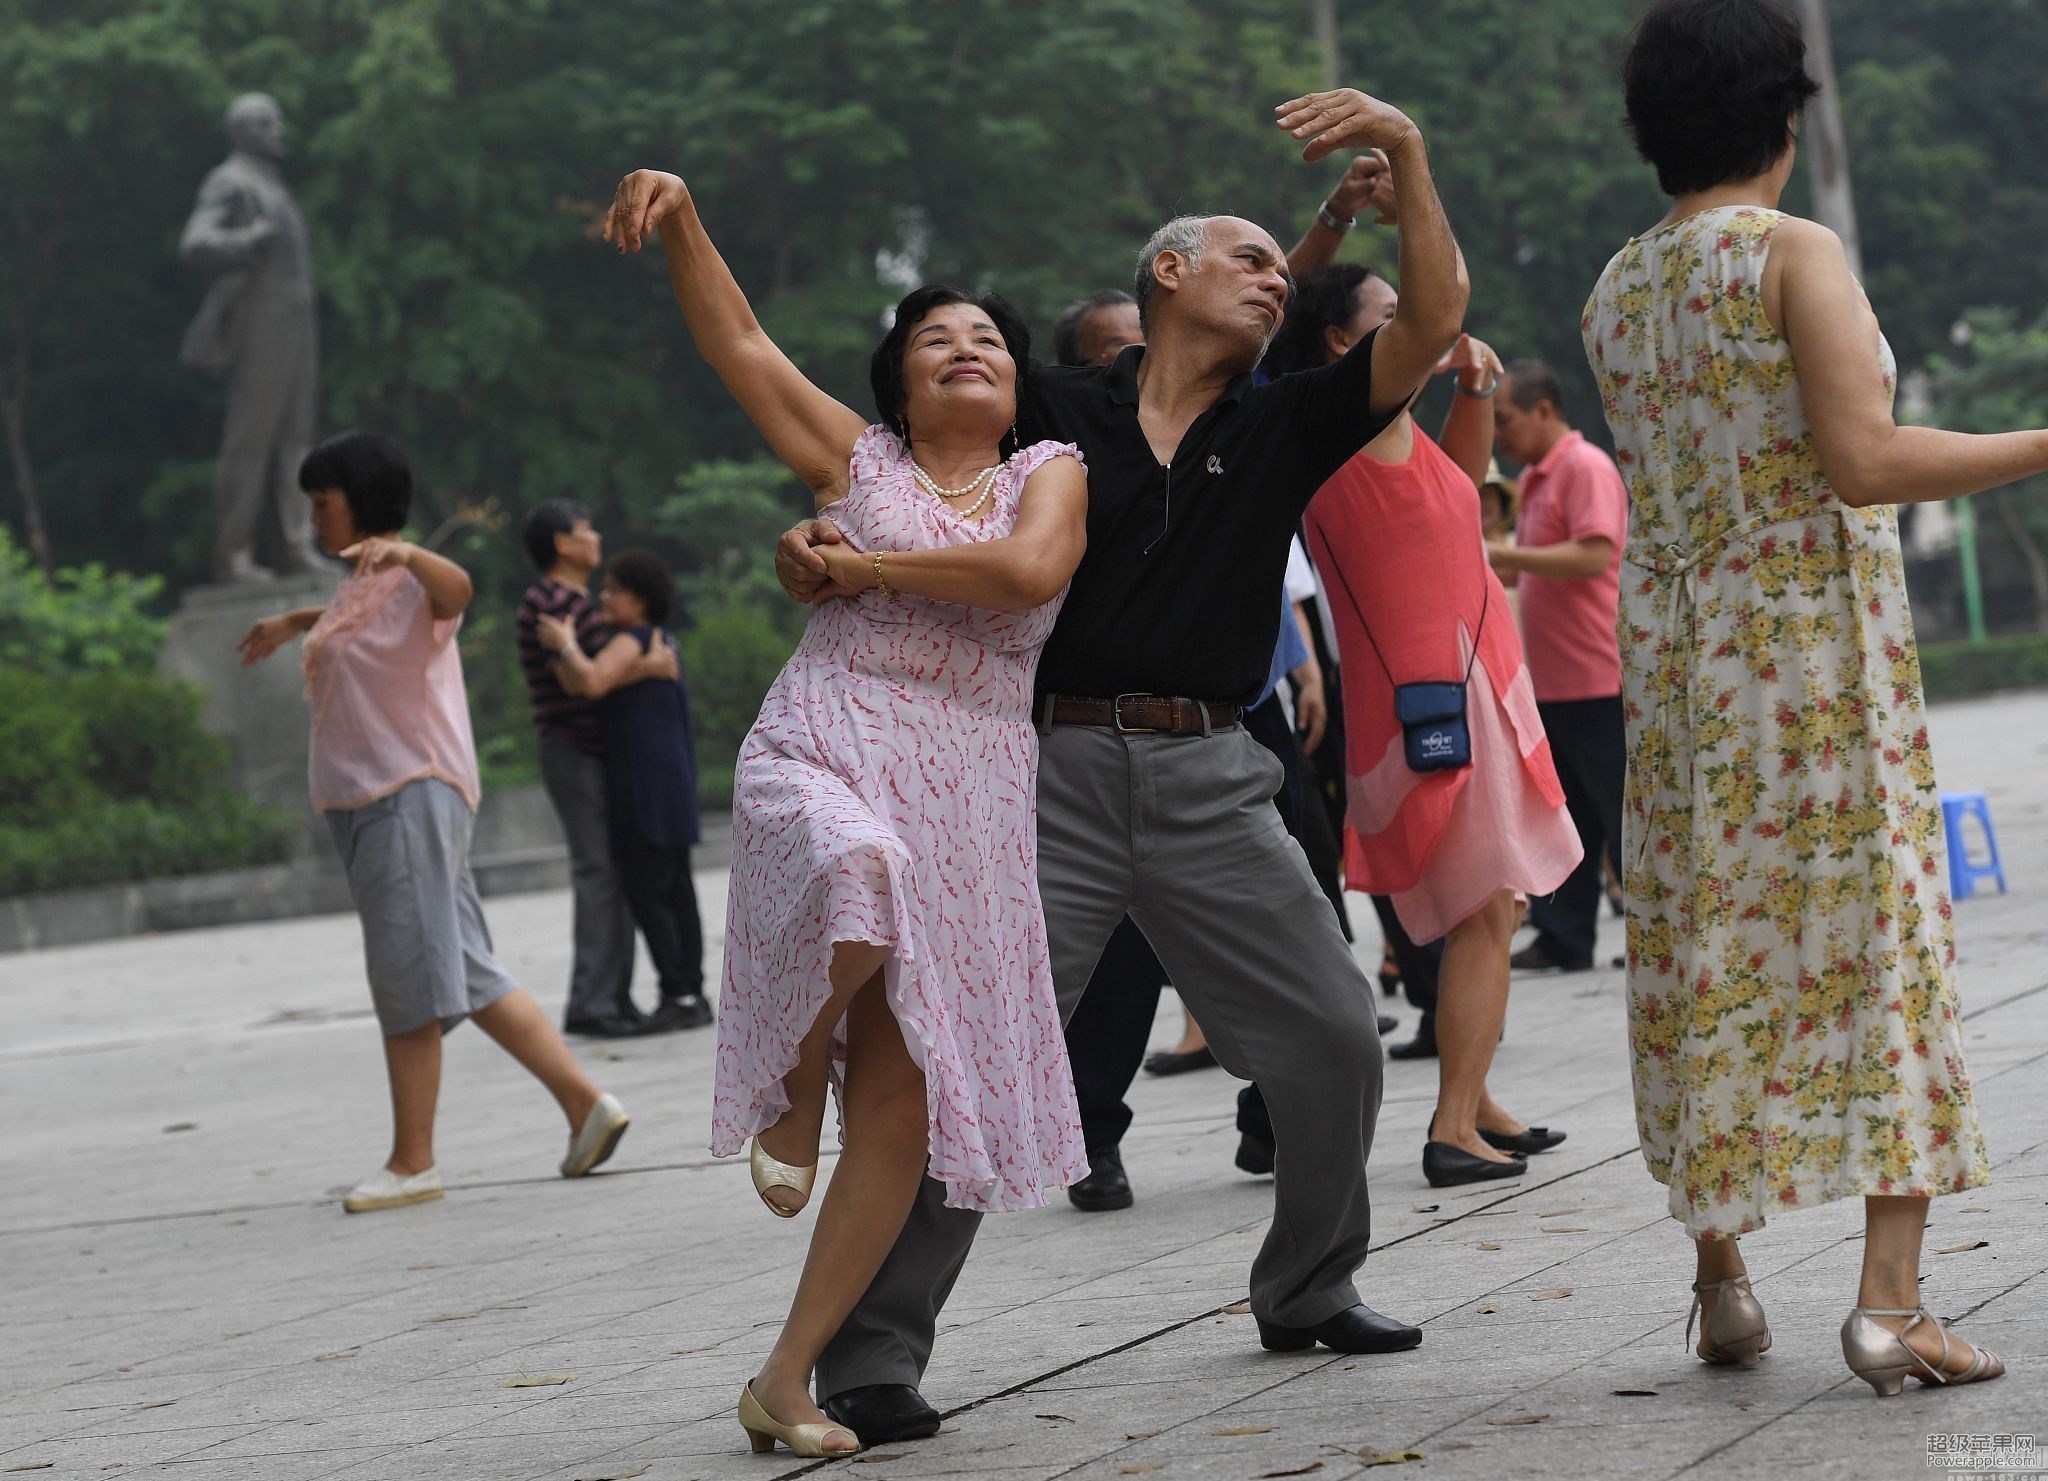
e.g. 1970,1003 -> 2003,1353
4,692 -> 2046,1480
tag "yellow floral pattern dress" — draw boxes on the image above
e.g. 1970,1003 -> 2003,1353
1581,206 -> 1989,1238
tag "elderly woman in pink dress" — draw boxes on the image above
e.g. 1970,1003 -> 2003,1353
237,432 -> 630,1215
605,170 -> 1088,1458
1269,263 -> 1582,1190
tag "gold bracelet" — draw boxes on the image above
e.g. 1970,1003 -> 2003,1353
872,550 -> 896,602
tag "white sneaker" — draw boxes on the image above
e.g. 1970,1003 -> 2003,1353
561,1092 -> 629,1178
343,1164 -> 444,1213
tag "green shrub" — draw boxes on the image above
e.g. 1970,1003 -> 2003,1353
0,663 -> 295,896
681,598 -> 802,810
0,795 -> 294,897
1918,633 -> 2048,701
0,526 -> 166,676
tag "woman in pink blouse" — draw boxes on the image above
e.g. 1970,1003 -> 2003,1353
238,432 -> 631,1215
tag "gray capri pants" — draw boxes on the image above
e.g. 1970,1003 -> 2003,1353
325,777 -> 518,1036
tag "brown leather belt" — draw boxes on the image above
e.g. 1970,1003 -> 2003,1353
1046,694 -> 1243,735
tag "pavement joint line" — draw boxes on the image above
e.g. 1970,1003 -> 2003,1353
1962,978 -> 2048,1020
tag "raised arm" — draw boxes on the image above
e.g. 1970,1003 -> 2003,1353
605,170 -> 869,504
1766,219 -> 2048,508
1277,90 -> 1468,419
1434,333 -> 1503,489
343,537 -> 473,620
1284,153 -> 1394,280
814,455 -> 1087,614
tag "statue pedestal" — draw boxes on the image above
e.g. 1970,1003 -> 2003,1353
159,573 -> 339,812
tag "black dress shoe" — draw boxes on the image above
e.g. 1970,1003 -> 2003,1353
1234,1129 -> 1275,1177
1481,1125 -> 1566,1155
821,1383 -> 941,1443
1376,1013 -> 1397,1036
562,1015 -> 646,1039
643,994 -> 715,1033
1509,942 -> 1593,973
1068,1146 -> 1134,1212
1388,1016 -> 1438,1059
1142,1045 -> 1217,1076
1423,1140 -> 1528,1187
1257,1302 -> 1422,1354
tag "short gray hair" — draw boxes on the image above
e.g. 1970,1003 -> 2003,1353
1133,215 -> 1215,330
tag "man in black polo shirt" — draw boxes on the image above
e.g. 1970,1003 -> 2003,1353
777,88 -> 1467,1442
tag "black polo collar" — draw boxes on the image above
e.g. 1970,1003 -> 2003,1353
1103,343 -> 1258,410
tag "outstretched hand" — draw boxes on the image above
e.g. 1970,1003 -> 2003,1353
1326,151 -> 1396,226
235,614 -> 296,667
1276,89 -> 1419,164
603,169 -> 690,253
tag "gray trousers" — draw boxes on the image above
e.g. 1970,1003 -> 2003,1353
212,305 -> 318,573
537,734 -> 637,1022
814,723 -> 1384,1399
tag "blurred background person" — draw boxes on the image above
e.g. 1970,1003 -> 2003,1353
1486,359 -> 1629,974
541,548 -> 712,1034
237,432 -> 630,1213
516,500 -> 677,1038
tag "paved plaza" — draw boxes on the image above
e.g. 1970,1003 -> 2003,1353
4,691 -> 2046,1481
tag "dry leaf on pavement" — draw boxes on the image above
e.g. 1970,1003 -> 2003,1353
5,1465 -> 56,1473
1532,1288 -> 1574,1301
1222,1299 -> 1254,1315
1216,1426 -> 1275,1436
1486,1414 -> 1551,1426
1541,1226 -> 1590,1234
315,1348 -> 358,1362
1936,1241 -> 1990,1254
1477,1303 -> 1502,1315
1357,1449 -> 1427,1466
1261,1464 -> 1324,1477
1411,1204 -> 1439,1213
1121,1466 -> 1167,1475
1476,1241 -> 1502,1251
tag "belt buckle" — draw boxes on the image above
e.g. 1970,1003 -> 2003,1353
1111,693 -> 1157,734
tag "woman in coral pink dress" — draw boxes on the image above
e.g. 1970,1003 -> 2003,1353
1271,264 -> 1581,1189
605,170 -> 1088,1458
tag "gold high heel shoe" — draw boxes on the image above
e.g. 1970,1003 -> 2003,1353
1842,1306 -> 2006,1397
749,1137 -> 816,1218
1686,1275 -> 1770,1366
738,1383 -> 859,1457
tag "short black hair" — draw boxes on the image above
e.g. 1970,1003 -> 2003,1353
297,432 -> 412,535
1052,289 -> 1136,368
602,548 -> 674,627
1504,359 -> 1569,421
1263,264 -> 1379,378
869,285 -> 1032,452
1623,0 -> 1821,196
522,499 -> 590,572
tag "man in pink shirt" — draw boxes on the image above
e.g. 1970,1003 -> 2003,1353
1486,360 -> 1628,972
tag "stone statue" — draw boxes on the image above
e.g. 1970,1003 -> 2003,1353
179,93 -> 323,583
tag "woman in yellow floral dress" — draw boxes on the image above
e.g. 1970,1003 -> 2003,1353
1585,0 -> 2048,1396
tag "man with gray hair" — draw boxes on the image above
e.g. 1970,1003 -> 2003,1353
777,86 -> 1468,1443
180,92 -> 322,582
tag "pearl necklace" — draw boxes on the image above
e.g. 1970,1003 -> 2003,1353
913,460 -> 1001,520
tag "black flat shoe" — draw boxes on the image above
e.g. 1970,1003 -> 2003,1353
1378,961 -> 1402,997
1257,1302 -> 1422,1354
643,994 -> 715,1033
1423,1140 -> 1527,1188
562,1015 -> 646,1039
1509,942 -> 1593,973
1376,1013 -> 1397,1036
1481,1125 -> 1566,1155
1234,1129 -> 1275,1177
1142,1046 -> 1217,1077
1067,1146 -> 1134,1212
822,1383 -> 941,1443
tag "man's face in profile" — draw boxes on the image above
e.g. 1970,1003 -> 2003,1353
1078,302 -> 1143,367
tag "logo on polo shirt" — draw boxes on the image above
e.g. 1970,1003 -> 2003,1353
1206,455 -> 1224,475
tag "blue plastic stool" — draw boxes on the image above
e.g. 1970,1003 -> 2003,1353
1940,792 -> 2008,900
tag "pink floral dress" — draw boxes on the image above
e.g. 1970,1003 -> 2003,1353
710,427 -> 1090,1212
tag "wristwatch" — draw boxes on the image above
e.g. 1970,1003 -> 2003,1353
1316,200 -> 1355,234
